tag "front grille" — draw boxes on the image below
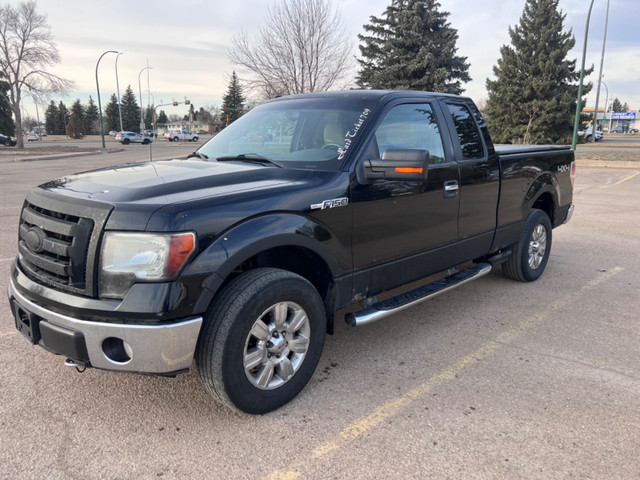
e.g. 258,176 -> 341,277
17,188 -> 113,297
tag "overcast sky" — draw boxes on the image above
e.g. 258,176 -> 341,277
14,0 -> 640,119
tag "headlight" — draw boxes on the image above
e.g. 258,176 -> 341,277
99,232 -> 196,299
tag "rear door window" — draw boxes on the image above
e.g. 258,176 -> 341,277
445,103 -> 485,160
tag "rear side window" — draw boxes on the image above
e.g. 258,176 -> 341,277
446,103 -> 484,160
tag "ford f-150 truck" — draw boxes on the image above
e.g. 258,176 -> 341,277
8,90 -> 575,414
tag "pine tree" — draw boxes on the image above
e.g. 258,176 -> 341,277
120,85 -> 140,131
56,101 -> 69,135
104,94 -> 120,132
356,0 -> 470,93
157,110 -> 168,124
66,99 -> 86,139
84,96 -> 99,134
44,101 -> 58,135
485,0 -> 587,144
221,72 -> 246,125
1,72 -> 14,135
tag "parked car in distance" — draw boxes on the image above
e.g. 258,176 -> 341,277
142,129 -> 157,138
578,128 -> 603,142
27,133 -> 40,141
195,129 -> 207,134
610,125 -> 638,134
109,130 -> 118,137
1,133 -> 17,146
115,131 -> 152,145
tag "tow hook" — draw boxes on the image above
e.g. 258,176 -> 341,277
64,358 -> 87,373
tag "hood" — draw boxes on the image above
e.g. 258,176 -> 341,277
39,159 -> 310,205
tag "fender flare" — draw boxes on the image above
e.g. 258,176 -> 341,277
183,213 -> 347,311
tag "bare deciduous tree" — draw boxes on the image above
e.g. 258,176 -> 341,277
0,1 -> 72,148
229,0 -> 355,99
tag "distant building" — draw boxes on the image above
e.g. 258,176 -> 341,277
583,108 -> 637,132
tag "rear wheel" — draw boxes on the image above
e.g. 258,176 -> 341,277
123,138 -> 130,145
197,268 -> 326,414
503,209 -> 552,282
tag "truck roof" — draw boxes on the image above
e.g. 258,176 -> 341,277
265,89 -> 472,104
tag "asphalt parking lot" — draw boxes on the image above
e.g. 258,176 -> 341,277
0,150 -> 639,479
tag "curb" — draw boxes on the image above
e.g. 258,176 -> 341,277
576,159 -> 640,169
8,149 -> 125,163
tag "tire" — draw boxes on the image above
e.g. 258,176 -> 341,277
142,138 -> 150,144
502,209 -> 552,282
197,268 -> 326,414
172,136 -> 179,142
192,136 -> 198,142
123,138 -> 130,145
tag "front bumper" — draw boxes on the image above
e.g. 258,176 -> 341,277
8,276 -> 202,375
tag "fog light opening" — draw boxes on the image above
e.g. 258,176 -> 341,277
102,337 -> 133,363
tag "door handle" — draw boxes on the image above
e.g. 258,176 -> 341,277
444,180 -> 458,198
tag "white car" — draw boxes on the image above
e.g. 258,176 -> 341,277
27,133 -> 40,141
578,128 -> 603,142
115,131 -> 152,145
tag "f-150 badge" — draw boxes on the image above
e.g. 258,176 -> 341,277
310,197 -> 349,210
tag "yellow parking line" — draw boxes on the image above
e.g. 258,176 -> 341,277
614,172 -> 640,185
0,331 -> 18,338
266,266 -> 624,480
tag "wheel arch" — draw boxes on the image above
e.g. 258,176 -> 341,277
185,214 -> 349,334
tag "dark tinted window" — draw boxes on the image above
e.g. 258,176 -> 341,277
446,103 -> 484,160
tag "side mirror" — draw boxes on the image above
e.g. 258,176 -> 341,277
362,148 -> 429,181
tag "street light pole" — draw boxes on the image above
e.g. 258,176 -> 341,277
591,0 -> 610,142
96,50 -> 119,149
138,66 -> 152,132
115,52 -> 124,132
571,0 -> 596,150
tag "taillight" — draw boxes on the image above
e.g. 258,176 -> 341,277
570,161 -> 576,186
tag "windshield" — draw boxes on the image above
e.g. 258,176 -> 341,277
196,97 -> 377,171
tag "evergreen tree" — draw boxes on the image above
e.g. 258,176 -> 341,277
104,94 -> 120,132
0,73 -> 14,135
610,98 -> 628,113
84,96 -> 99,134
56,101 -> 69,135
144,105 -> 154,130
221,72 -> 246,125
120,85 -> 140,131
356,0 -> 470,93
485,0 -> 587,144
66,99 -> 86,138
44,101 -> 58,135
157,110 -> 168,124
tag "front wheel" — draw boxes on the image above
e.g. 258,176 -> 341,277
197,268 -> 326,414
502,209 -> 552,282
172,136 -> 179,142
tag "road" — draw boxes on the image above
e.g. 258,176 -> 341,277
0,152 -> 639,479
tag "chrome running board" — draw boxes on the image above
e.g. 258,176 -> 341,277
345,263 -> 492,327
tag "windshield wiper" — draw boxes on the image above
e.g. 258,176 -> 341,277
187,151 -> 209,160
216,153 -> 284,168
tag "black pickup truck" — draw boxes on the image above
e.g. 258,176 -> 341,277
8,90 -> 575,413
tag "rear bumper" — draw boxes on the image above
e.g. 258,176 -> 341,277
563,203 -> 575,225
8,276 -> 202,375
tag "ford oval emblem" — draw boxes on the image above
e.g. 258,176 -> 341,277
24,226 -> 46,253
